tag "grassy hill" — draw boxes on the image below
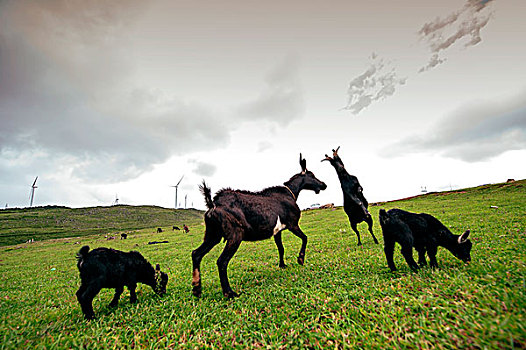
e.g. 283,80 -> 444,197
0,180 -> 524,348
0,205 -> 203,247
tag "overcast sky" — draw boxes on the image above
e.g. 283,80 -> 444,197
1,0 -> 525,210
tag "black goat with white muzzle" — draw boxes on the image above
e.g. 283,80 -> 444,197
192,154 -> 327,298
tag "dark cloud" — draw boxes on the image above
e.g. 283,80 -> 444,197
0,1 -> 304,187
343,53 -> 406,114
382,92 -> 526,162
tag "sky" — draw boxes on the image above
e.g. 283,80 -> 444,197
1,0 -> 525,211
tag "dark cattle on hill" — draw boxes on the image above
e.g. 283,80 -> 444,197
322,147 -> 378,245
378,208 -> 472,272
192,154 -> 327,298
75,246 -> 168,320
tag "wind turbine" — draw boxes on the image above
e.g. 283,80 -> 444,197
184,194 -> 188,209
112,194 -> 119,206
29,176 -> 38,207
170,175 -> 184,209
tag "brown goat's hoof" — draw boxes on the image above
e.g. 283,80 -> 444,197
297,257 -> 304,265
192,286 -> 202,298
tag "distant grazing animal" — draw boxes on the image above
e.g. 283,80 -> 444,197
192,154 -> 327,298
173,226 -> 181,231
183,224 -> 189,233
157,228 -> 163,233
378,209 -> 472,272
75,246 -> 168,320
121,233 -> 127,240
322,147 -> 378,245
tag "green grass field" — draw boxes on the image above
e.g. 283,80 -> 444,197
0,180 -> 524,349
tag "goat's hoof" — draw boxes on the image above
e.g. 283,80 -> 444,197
192,286 -> 202,298
357,242 -> 362,246
224,291 -> 239,299
84,314 -> 95,321
373,239 -> 379,244
279,263 -> 288,269
297,257 -> 304,265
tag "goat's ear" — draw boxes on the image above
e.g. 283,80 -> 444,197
156,264 -> 161,271
299,153 -> 307,173
458,230 -> 470,244
332,146 -> 340,157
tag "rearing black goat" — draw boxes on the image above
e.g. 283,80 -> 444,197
322,146 -> 378,245
192,154 -> 327,298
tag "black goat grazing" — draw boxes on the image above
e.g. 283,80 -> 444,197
192,154 -> 327,298
322,147 -> 378,245
75,246 -> 168,320
157,228 -> 163,233
378,209 -> 472,272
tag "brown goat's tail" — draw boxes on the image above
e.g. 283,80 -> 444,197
199,180 -> 214,210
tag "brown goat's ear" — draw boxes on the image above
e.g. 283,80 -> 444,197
299,153 -> 307,173
458,230 -> 470,244
156,264 -> 161,271
332,146 -> 340,157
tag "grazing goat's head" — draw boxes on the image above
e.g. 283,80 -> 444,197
287,154 -> 327,194
451,230 -> 472,263
154,264 -> 169,296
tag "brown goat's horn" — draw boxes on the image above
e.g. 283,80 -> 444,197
332,146 -> 340,156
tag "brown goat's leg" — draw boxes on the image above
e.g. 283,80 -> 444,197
217,239 -> 242,298
273,233 -> 287,268
365,215 -> 379,244
191,237 -> 221,297
288,226 -> 307,265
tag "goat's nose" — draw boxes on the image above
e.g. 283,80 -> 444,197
321,182 -> 327,190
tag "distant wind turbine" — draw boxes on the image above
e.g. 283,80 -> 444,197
29,176 -> 38,207
112,194 -> 119,206
170,175 -> 184,209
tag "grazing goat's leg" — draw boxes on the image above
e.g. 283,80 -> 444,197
128,283 -> 137,303
365,215 -> 379,244
400,245 -> 419,272
288,225 -> 308,265
273,232 -> 287,268
427,245 -> 439,268
109,286 -> 123,307
350,221 -> 363,246
76,282 -> 101,320
383,239 -> 397,272
191,235 -> 221,297
217,238 -> 242,298
416,247 -> 427,267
